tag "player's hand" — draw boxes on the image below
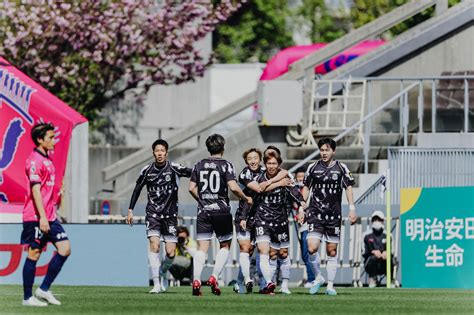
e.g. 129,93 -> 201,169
240,220 -> 247,230
381,251 -> 387,260
245,196 -> 253,206
39,217 -> 50,233
258,181 -> 270,192
297,208 -> 305,224
126,209 -> 134,226
348,205 -> 357,224
372,250 -> 382,258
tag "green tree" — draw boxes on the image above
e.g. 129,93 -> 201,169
351,0 -> 462,39
213,0 -> 294,63
293,0 -> 351,43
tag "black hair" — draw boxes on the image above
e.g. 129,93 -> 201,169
31,123 -> 54,146
206,134 -> 225,155
317,137 -> 336,151
295,166 -> 306,174
152,139 -> 169,152
264,145 -> 281,156
263,150 -> 282,165
177,226 -> 189,236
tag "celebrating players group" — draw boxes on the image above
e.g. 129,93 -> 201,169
126,133 -> 357,297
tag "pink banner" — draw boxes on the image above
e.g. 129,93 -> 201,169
0,58 -> 87,215
259,40 -> 385,80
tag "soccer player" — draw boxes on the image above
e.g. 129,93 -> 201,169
126,139 -> 192,293
234,148 -> 289,293
253,150 -> 305,295
299,137 -> 356,296
21,123 -> 71,307
188,134 -> 252,296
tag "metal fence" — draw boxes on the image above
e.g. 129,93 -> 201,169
388,148 -> 474,204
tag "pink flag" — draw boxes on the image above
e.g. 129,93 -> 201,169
0,58 -> 87,215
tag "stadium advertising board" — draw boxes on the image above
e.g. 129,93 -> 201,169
0,224 -> 148,286
401,186 -> 474,288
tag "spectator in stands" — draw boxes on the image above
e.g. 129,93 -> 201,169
167,226 -> 197,285
292,166 -> 316,288
363,211 -> 394,287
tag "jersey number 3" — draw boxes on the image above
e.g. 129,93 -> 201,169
200,170 -> 220,193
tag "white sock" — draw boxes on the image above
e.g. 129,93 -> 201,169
282,278 -> 289,289
308,252 -> 321,279
161,255 -> 174,276
212,247 -> 230,278
326,256 -> 338,289
280,256 -> 291,284
259,254 -> 272,284
148,251 -> 161,286
193,250 -> 206,283
239,252 -> 251,283
269,258 -> 277,283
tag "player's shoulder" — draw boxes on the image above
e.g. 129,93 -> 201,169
139,163 -> 152,175
170,161 -> 186,169
336,160 -> 351,172
306,161 -> 319,173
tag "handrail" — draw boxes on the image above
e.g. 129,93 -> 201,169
355,175 -> 386,205
103,0 -> 442,183
288,82 -> 419,173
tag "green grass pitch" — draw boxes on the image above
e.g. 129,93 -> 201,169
1,285 -> 473,314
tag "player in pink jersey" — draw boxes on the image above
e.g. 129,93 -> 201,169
20,123 -> 71,307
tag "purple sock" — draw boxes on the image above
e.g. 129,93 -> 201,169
40,254 -> 68,291
23,258 -> 37,300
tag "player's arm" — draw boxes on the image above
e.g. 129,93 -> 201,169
127,166 -> 148,226
259,168 -> 289,192
172,162 -> 193,178
228,180 -> 252,205
188,181 -> 199,202
31,184 -> 50,233
345,185 -> 356,224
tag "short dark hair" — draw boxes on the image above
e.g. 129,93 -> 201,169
31,123 -> 54,146
317,137 -> 336,151
206,134 -> 225,155
264,145 -> 281,156
295,166 -> 306,175
177,226 -> 189,236
152,139 -> 169,151
242,148 -> 262,163
263,150 -> 282,165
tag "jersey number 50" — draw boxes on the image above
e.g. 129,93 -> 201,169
200,170 -> 220,193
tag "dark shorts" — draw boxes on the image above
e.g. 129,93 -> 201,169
146,212 -> 178,242
21,219 -> 68,249
197,210 -> 233,242
254,220 -> 290,249
306,211 -> 342,244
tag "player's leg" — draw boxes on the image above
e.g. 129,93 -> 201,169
193,211 -> 212,295
21,222 -> 47,306
238,234 -> 252,288
278,248 -> 291,294
325,241 -> 339,295
160,220 -> 178,291
277,223 -> 291,294
207,212 -> 233,295
306,220 -> 325,294
36,221 -> 70,304
148,236 -> 162,293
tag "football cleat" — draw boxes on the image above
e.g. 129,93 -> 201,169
207,276 -> 221,296
23,296 -> 48,307
309,274 -> 326,295
279,287 -> 292,295
262,282 -> 276,295
325,288 -> 337,296
149,285 -> 161,294
192,280 -> 202,296
35,288 -> 61,305
245,280 -> 253,294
